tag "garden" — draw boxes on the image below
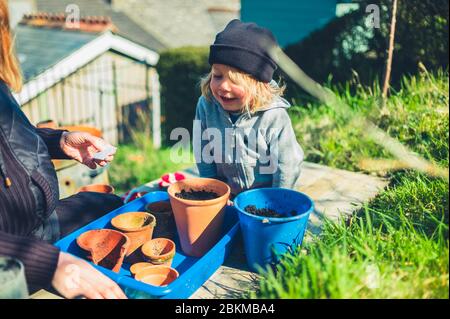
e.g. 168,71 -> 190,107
107,0 -> 448,299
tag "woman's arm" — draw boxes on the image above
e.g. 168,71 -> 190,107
0,230 -> 60,293
0,230 -> 127,299
35,128 -> 71,160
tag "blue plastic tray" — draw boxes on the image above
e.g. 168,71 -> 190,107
54,191 -> 240,299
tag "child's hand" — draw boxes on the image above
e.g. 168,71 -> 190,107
158,172 -> 186,188
123,185 -> 152,203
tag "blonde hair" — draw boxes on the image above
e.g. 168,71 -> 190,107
200,67 -> 285,114
0,0 -> 23,92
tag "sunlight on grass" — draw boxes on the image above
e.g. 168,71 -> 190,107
250,71 -> 449,299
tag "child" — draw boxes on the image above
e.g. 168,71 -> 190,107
193,19 -> 304,196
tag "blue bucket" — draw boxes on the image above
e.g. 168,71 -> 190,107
234,188 -> 314,272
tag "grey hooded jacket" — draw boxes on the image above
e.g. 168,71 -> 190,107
193,93 -> 304,195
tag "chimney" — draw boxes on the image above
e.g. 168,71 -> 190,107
19,12 -> 118,33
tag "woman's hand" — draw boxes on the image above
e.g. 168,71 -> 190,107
51,252 -> 127,299
60,131 -> 116,169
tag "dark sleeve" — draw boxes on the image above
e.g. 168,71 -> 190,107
0,230 -> 60,293
35,128 -> 71,160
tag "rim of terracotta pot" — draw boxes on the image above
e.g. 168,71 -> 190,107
134,265 -> 179,286
129,262 -> 156,276
145,201 -> 172,213
111,212 -> 156,232
141,238 -> 176,261
78,183 -> 115,194
167,178 -> 230,206
76,229 -> 130,260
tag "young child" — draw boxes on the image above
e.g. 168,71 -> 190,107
193,19 -> 304,196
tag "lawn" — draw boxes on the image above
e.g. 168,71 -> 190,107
250,70 -> 449,298
108,134 -> 192,195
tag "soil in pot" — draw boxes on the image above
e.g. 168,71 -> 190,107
244,205 -> 297,218
175,189 -> 219,200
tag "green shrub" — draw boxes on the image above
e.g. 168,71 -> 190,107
108,134 -> 193,195
289,70 -> 449,172
282,0 -> 449,103
157,46 -> 210,145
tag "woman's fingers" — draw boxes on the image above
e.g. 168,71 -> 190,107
52,252 -> 127,299
90,273 -> 128,299
79,282 -> 104,299
85,134 -> 108,152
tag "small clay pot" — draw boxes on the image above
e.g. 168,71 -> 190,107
36,119 -> 57,129
111,212 -> 156,255
145,201 -> 176,240
59,125 -> 103,138
129,262 -> 156,276
134,266 -> 179,287
168,178 -> 230,257
78,183 -> 114,194
77,229 -> 130,273
141,238 -> 176,267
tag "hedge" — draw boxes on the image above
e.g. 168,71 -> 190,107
156,46 -> 210,145
282,0 -> 449,102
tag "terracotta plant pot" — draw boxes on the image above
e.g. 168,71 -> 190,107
141,238 -> 176,267
78,183 -> 114,194
36,119 -> 57,129
145,201 -> 176,240
134,266 -> 179,287
167,178 -> 230,257
111,212 -> 156,255
129,262 -> 155,277
59,125 -> 103,138
77,229 -> 130,273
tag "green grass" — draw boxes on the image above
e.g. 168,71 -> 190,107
251,70 -> 449,299
108,134 -> 192,195
289,70 -> 449,171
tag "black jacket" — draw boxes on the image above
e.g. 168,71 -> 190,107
0,80 -> 68,292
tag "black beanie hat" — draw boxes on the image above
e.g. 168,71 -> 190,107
209,19 -> 278,83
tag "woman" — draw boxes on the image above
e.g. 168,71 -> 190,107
0,0 -> 126,299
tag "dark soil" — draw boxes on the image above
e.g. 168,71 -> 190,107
244,205 -> 297,218
96,238 -> 127,270
175,189 -> 219,200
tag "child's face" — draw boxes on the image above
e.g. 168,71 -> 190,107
210,64 -> 247,112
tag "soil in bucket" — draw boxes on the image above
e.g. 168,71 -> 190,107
244,205 -> 297,218
175,189 -> 219,200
